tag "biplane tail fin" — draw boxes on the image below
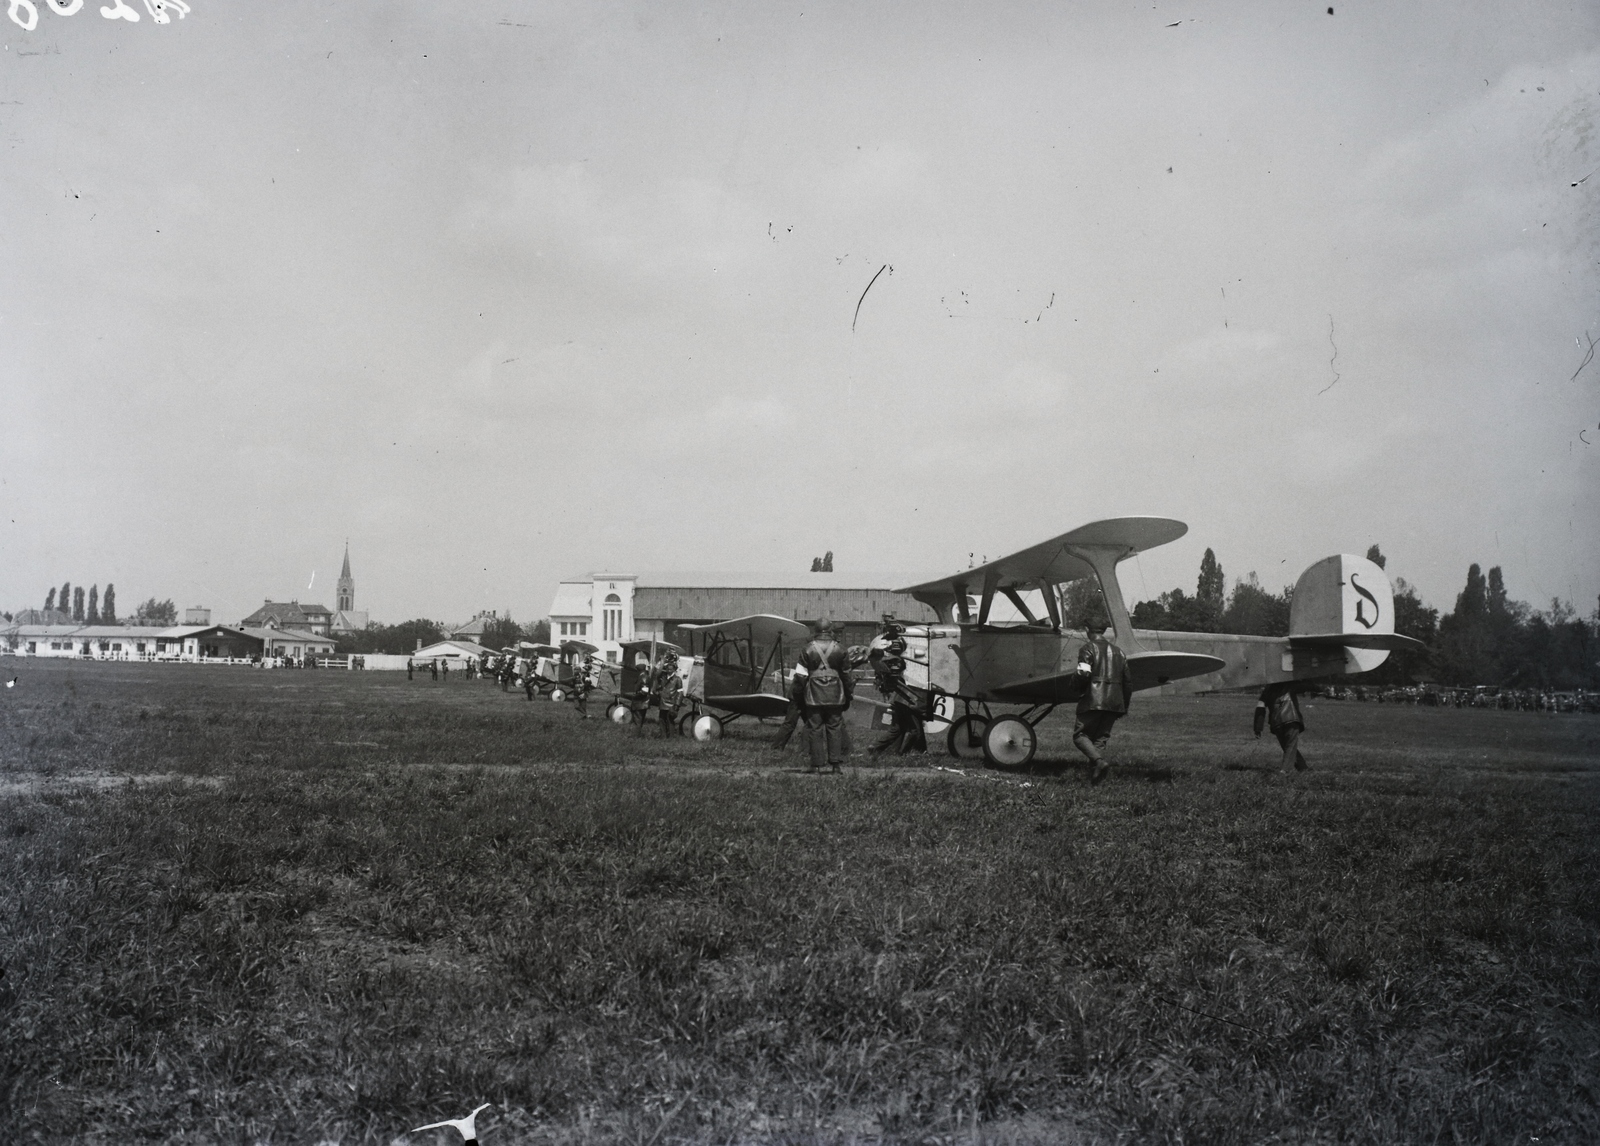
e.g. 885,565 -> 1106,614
1288,554 -> 1425,672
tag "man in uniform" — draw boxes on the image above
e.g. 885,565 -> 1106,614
868,615 -> 925,756
793,619 -> 853,772
572,653 -> 594,718
1254,682 -> 1308,771
654,652 -> 683,736
1073,617 -> 1132,784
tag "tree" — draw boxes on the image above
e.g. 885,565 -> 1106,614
822,551 -> 834,572
339,619 -> 445,656
102,584 -> 116,624
1220,573 -> 1292,636
72,586 -> 85,622
1436,564 -> 1494,684
1367,576 -> 1439,684
480,613 -> 524,650
526,618 -> 551,644
1195,549 -> 1225,632
60,582 -> 71,619
810,557 -> 822,572
1366,544 -> 1387,570
133,598 -> 178,626
44,587 -> 55,612
1061,578 -> 1109,629
87,585 -> 100,624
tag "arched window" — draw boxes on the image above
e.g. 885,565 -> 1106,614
603,593 -> 624,641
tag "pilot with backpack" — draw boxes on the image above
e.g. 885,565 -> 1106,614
793,619 -> 853,772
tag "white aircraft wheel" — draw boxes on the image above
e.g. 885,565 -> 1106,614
693,715 -> 723,741
946,714 -> 989,760
607,703 -> 631,724
983,715 -> 1037,768
549,688 -> 565,704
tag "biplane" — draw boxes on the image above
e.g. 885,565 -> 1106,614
515,642 -> 561,696
894,516 -> 1425,768
678,614 -> 811,740
539,640 -> 599,703
604,638 -> 689,724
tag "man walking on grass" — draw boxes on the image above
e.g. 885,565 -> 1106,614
1254,682 -> 1308,771
1072,617 -> 1132,785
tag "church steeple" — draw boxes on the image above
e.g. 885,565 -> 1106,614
336,542 -> 355,612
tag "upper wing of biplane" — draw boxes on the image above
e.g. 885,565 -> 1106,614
519,642 -> 560,656
678,614 -> 811,645
897,517 -> 1188,626
559,640 -> 599,655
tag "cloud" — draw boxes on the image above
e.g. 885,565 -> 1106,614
453,162 -> 770,292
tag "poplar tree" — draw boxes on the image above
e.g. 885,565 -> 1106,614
72,586 -> 85,622
61,582 -> 71,619
87,585 -> 100,624
1195,549 -> 1226,632
45,587 -> 56,612
102,584 -> 117,624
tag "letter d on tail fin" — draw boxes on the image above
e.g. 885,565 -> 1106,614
1289,554 -> 1398,674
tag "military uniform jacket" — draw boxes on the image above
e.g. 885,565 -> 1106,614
797,638 -> 852,708
1076,636 -> 1131,715
1259,685 -> 1303,732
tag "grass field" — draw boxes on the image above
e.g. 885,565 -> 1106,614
2,659 -> 1597,1145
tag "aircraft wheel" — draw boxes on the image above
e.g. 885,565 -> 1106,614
678,711 -> 698,737
983,715 -> 1037,768
946,714 -> 989,760
549,688 -> 565,704
607,703 -> 631,724
693,715 -> 724,742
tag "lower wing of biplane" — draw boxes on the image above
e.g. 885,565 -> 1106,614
894,518 -> 1425,767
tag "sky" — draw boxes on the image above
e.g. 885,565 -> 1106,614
2,0 -> 1596,629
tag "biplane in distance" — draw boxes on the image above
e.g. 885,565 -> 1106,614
893,516 -> 1425,768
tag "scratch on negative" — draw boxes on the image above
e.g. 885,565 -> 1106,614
853,264 -> 887,333
1318,315 -> 1340,395
1572,331 -> 1596,382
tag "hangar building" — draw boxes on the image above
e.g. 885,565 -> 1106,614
548,573 -> 940,663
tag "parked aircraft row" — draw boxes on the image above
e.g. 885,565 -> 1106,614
535,517 -> 1423,767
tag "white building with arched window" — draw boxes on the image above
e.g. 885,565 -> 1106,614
549,574 -> 635,662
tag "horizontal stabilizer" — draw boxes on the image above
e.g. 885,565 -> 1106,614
1127,651 -> 1227,690
1290,632 -> 1427,652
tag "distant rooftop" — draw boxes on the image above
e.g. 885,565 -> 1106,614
565,571 -> 925,592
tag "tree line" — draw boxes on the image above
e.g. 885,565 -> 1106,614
333,614 -> 550,656
28,583 -> 178,626
1121,546 -> 1597,690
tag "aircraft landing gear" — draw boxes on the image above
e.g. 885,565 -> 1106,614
983,715 -> 1037,768
946,713 -> 989,760
607,703 -> 631,724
